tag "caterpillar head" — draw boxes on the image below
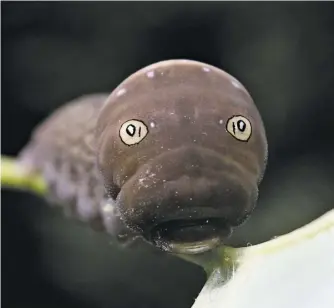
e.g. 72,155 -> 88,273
96,60 -> 268,254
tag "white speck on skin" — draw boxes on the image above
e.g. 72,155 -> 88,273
232,79 -> 242,89
100,199 -> 117,215
150,122 -> 156,128
102,203 -> 113,214
219,119 -> 224,124
203,67 -> 210,72
147,71 -> 155,78
116,88 -> 126,97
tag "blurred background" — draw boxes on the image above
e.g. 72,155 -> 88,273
2,2 -> 334,308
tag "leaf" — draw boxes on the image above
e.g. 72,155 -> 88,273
191,210 -> 334,308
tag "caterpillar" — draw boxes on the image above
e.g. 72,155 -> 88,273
18,59 -> 268,254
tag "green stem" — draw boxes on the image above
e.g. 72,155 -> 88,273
1,155 -> 48,196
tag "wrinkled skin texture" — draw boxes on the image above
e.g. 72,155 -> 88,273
97,60 -> 268,251
19,60 -> 268,253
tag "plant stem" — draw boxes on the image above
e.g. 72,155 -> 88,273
1,155 -> 48,196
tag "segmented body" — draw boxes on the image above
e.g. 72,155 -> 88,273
17,60 -> 268,254
18,94 -> 123,234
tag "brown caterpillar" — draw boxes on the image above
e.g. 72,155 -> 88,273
19,60 -> 268,254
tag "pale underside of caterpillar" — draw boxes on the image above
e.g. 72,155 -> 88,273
18,60 -> 268,254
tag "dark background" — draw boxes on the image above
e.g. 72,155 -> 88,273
2,2 -> 334,308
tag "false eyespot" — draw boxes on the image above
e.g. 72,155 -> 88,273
226,115 -> 252,142
119,119 -> 149,146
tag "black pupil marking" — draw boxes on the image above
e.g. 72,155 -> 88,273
138,126 -> 142,137
232,122 -> 236,135
237,120 -> 246,132
126,124 -> 136,137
